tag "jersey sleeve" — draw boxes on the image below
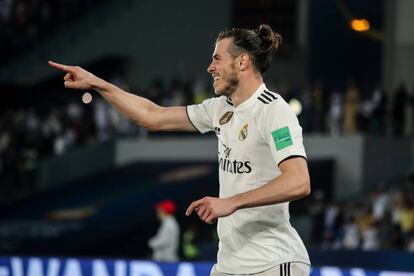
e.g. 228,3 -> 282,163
186,98 -> 219,133
260,100 -> 307,166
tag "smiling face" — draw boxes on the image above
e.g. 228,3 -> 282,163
207,38 -> 240,97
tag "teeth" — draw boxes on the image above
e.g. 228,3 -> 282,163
214,76 -> 219,81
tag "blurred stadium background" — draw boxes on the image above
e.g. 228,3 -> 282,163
1,0 -> 414,275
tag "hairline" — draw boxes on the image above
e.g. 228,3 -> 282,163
217,37 -> 262,76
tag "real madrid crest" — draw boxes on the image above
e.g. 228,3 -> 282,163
239,124 -> 248,141
219,111 -> 234,125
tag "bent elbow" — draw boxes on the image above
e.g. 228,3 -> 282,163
297,176 -> 311,199
303,181 -> 311,197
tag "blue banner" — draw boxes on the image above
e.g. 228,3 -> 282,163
0,257 -> 413,276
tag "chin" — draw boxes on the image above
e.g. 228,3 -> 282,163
214,89 -> 223,96
213,82 -> 232,97
213,84 -> 223,95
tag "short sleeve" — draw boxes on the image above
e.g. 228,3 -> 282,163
186,98 -> 219,134
260,100 -> 307,166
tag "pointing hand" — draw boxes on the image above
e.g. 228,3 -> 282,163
48,60 -> 101,90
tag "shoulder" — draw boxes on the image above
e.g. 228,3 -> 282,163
255,89 -> 290,115
255,89 -> 298,126
215,95 -> 233,107
199,95 -> 232,107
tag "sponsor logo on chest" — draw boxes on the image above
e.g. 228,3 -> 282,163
218,142 -> 252,174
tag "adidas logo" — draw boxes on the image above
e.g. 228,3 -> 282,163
257,90 -> 278,104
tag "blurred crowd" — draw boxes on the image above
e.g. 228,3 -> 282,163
1,76 -> 414,200
287,81 -> 414,137
0,0 -> 102,63
0,76 -> 212,200
307,171 -> 414,252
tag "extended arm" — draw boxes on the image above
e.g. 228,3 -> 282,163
48,61 -> 196,132
185,157 -> 311,224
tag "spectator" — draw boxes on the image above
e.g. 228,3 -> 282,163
148,199 -> 180,262
342,216 -> 360,249
343,80 -> 360,134
327,89 -> 343,136
312,81 -> 327,133
182,223 -> 200,260
399,196 -> 414,242
361,221 -> 380,251
371,187 -> 390,221
372,86 -> 388,134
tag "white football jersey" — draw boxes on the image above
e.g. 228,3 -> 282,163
186,83 -> 310,274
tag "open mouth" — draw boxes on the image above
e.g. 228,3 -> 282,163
213,75 -> 220,86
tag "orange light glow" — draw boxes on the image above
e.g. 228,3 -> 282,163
350,19 -> 370,32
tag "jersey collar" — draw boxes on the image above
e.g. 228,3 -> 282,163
232,83 -> 267,111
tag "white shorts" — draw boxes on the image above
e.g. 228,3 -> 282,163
210,262 -> 310,276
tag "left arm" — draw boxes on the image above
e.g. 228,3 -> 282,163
185,157 -> 310,224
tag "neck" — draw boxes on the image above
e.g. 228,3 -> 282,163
231,73 -> 263,107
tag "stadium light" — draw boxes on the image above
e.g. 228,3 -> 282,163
350,19 -> 370,32
289,98 -> 302,116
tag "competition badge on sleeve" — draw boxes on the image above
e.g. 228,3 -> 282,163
271,126 -> 293,150
219,111 -> 234,125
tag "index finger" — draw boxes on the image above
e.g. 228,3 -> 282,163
48,60 -> 73,73
185,199 -> 202,216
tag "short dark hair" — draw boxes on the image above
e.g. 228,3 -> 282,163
217,24 -> 282,75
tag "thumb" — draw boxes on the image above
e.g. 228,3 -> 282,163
64,80 -> 80,89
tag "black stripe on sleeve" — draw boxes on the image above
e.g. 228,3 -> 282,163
257,96 -> 269,104
185,106 -> 201,133
284,263 -> 287,276
280,264 -> 283,276
264,90 -> 277,100
265,89 -> 278,95
277,155 -> 307,167
260,93 -> 273,102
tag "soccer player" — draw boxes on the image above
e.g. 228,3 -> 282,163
49,24 -> 311,276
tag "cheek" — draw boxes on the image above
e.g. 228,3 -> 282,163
221,68 -> 231,80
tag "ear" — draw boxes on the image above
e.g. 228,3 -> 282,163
239,53 -> 250,71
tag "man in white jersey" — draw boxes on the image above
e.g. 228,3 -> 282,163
49,24 -> 311,275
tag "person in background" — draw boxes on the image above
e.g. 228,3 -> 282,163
343,80 -> 360,134
148,199 -> 180,262
182,223 -> 200,260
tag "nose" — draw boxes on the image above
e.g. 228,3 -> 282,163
207,62 -> 214,74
